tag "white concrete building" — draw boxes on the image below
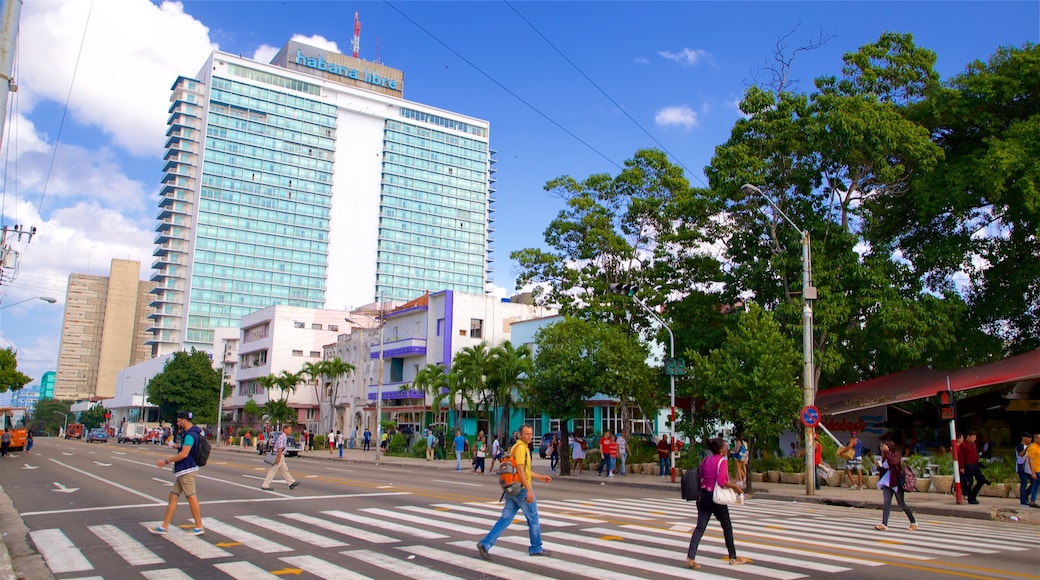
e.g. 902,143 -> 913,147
322,290 -> 556,437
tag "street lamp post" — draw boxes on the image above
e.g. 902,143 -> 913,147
631,296 -> 678,483
53,411 -> 68,437
215,339 -> 229,447
375,293 -> 385,462
741,183 -> 817,496
0,296 -> 57,310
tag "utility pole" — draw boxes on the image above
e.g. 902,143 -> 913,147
0,1 -> 34,287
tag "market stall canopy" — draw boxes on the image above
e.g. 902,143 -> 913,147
817,349 -> 1040,416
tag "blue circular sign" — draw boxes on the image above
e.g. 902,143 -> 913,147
800,405 -> 821,428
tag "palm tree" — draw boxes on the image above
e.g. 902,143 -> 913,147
486,341 -> 533,440
303,358 -> 355,433
413,363 -> 450,424
453,342 -> 494,430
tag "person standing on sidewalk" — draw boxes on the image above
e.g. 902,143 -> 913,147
1016,432 -> 1033,507
841,432 -> 865,490
337,430 -> 345,458
487,435 -> 502,475
657,434 -> 671,477
616,430 -> 628,476
453,429 -> 467,471
958,431 -> 988,504
684,437 -> 751,569
151,411 -> 205,536
425,429 -> 437,461
476,424 -> 552,560
363,427 -> 371,451
874,439 -> 917,531
261,425 -> 300,491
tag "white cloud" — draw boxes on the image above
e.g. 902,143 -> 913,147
633,57 -> 651,65
253,33 -> 340,65
20,0 -> 217,157
658,48 -> 710,66
655,106 -> 698,129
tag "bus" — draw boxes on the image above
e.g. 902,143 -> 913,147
0,407 -> 29,451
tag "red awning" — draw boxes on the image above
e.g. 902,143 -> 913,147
817,348 -> 1040,415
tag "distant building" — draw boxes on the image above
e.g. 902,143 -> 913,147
54,259 -> 153,401
323,290 -> 556,437
38,371 -> 55,400
10,388 -> 40,414
149,39 -> 496,356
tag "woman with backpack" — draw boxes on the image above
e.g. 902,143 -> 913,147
874,438 -> 918,531
685,437 -> 751,569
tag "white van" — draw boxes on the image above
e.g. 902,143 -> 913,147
118,422 -> 147,444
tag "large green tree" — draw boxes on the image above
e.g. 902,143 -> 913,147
528,318 -> 656,476
146,349 -> 222,424
0,347 -> 31,394
688,303 -> 802,491
486,340 -> 533,440
874,42 -> 1040,355
30,398 -> 72,436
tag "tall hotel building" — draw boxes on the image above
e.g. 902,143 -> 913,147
151,40 -> 495,355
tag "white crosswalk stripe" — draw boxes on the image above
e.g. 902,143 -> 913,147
88,524 -> 165,566
236,514 -> 348,548
30,529 -> 93,573
24,495 -> 1032,580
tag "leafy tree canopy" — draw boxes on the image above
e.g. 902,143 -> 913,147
0,347 -> 32,394
146,349 -> 221,424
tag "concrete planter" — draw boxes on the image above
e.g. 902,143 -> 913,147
930,475 -> 953,493
750,472 -> 764,483
766,470 -> 782,483
825,472 -> 845,488
780,472 -> 806,485
915,477 -> 931,493
865,475 -> 880,489
979,483 -> 1006,498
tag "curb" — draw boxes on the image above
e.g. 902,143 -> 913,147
0,485 -> 55,580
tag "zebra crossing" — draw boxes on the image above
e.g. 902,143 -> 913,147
28,496 -> 1038,579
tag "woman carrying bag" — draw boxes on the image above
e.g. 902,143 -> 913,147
874,438 -> 918,531
684,437 -> 752,569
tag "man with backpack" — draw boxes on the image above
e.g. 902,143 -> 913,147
477,424 -> 552,560
151,411 -> 206,536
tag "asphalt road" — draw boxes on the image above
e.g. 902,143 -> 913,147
1,437 -> 1037,579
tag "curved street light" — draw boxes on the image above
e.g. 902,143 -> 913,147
0,296 -> 57,310
741,183 -> 817,496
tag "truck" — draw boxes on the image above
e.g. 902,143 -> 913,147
65,423 -> 84,440
118,422 -> 147,444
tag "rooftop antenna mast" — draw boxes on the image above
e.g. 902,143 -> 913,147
351,11 -> 361,58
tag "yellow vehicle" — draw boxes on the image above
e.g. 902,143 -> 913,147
0,407 -> 29,450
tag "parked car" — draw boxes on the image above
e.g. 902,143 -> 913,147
257,435 -> 301,457
86,428 -> 110,443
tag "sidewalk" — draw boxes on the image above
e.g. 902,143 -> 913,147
229,443 -> 1040,525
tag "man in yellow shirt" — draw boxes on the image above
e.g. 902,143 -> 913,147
477,424 -> 552,558
1026,432 -> 1040,508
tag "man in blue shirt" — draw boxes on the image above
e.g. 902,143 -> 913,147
152,411 -> 205,536
426,429 -> 437,461
454,429 -> 467,471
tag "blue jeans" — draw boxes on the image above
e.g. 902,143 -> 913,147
550,451 -> 559,471
619,452 -> 627,475
659,457 -> 670,476
456,450 -> 463,470
478,488 -> 544,555
1018,470 -> 1032,505
1030,474 -> 1039,504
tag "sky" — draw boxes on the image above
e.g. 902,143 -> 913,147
0,0 -> 1036,388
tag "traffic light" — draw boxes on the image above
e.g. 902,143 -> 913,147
664,357 -> 687,376
937,390 -> 956,421
608,283 -> 639,297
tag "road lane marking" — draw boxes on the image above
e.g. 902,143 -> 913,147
279,555 -> 373,579
143,522 -> 232,559
282,512 -> 397,544
88,524 -> 164,566
203,518 -> 292,553
30,529 -> 93,573
213,561 -> 281,578
399,544 -> 557,580
324,509 -> 447,540
49,458 -> 166,504
447,541 -> 643,580
237,514 -> 347,548
360,507 -> 487,536
339,549 -> 461,580
431,479 -> 484,487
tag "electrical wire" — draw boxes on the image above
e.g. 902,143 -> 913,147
503,0 -> 707,187
382,0 -> 622,171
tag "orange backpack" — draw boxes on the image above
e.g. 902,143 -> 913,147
498,444 -> 524,496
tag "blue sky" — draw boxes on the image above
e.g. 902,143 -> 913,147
0,0 -> 1036,387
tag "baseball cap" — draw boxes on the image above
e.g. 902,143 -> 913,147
851,431 -> 857,436
1023,431 -> 1033,439
176,411 -> 193,420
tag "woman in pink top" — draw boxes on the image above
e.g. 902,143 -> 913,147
685,437 -> 751,569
